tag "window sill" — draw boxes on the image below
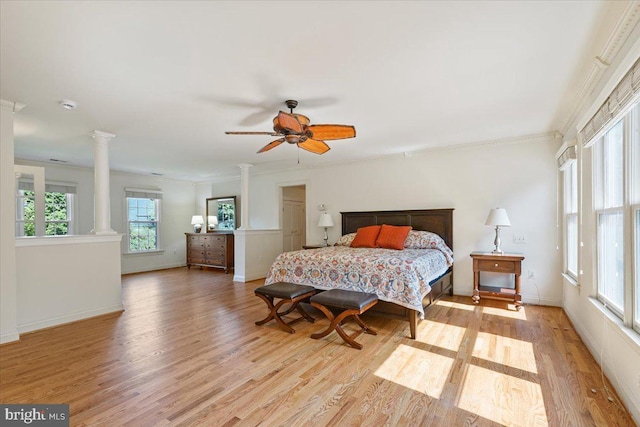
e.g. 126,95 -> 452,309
124,249 -> 165,257
588,297 -> 640,354
562,272 -> 579,287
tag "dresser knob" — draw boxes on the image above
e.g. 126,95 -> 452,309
494,263 -> 499,267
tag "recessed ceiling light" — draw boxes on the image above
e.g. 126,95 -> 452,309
58,99 -> 78,110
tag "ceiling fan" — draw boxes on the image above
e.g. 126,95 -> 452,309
225,100 -> 356,154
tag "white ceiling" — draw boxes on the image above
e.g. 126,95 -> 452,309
0,1 -> 627,181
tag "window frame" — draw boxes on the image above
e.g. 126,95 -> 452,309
15,184 -> 76,237
591,103 -> 640,332
633,204 -> 640,332
125,191 -> 162,254
562,159 -> 578,280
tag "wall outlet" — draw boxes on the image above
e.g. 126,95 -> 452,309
513,234 -> 527,244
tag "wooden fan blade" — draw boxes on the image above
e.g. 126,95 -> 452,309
225,131 -> 278,135
277,111 -> 303,133
294,114 -> 310,125
298,138 -> 330,154
258,138 -> 285,153
307,125 -> 356,140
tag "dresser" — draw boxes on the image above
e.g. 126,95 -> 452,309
185,232 -> 234,273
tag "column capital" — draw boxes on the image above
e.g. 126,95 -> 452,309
90,130 -> 116,141
0,100 -> 26,113
237,163 -> 253,170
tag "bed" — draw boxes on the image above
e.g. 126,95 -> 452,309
265,209 -> 454,339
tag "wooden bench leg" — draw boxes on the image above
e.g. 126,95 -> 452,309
255,292 -> 316,334
353,314 -> 377,336
310,303 -> 376,350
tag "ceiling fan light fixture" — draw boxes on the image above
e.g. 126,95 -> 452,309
285,134 -> 299,144
226,100 -> 356,155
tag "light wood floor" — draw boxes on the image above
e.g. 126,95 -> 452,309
0,268 -> 636,426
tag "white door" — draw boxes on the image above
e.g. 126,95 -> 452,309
283,200 -> 305,252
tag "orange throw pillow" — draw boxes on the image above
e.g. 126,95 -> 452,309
376,224 -> 412,250
350,225 -> 382,248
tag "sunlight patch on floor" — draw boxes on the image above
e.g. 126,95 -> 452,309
434,299 -> 476,311
457,364 -> 548,427
374,344 -> 453,399
472,332 -> 538,374
418,321 -> 466,352
481,305 -> 528,320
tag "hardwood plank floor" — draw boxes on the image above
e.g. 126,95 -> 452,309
0,267 -> 636,426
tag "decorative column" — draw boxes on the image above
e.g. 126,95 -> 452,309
90,130 -> 116,235
1,100 -> 25,344
237,163 -> 252,230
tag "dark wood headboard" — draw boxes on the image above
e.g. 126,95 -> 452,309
341,209 -> 454,250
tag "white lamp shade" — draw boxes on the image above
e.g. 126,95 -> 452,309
318,212 -> 334,227
208,215 -> 218,225
485,208 -> 511,227
191,215 -> 204,225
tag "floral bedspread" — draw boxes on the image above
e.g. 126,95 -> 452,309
264,246 -> 453,318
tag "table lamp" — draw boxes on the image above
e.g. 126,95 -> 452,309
318,212 -> 334,247
191,215 -> 204,233
208,216 -> 218,231
485,208 -> 511,254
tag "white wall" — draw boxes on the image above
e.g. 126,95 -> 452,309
558,32 -> 640,423
15,235 -> 123,333
246,136 -> 561,305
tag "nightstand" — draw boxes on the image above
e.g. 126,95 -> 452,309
470,251 -> 525,310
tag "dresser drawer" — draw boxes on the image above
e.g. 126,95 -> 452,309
478,259 -> 516,273
207,253 -> 226,265
188,236 -> 207,247
205,242 -> 227,250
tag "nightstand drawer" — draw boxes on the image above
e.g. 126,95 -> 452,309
477,259 -> 516,273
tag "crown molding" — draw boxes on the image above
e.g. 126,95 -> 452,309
560,1 -> 640,136
241,131 -> 560,181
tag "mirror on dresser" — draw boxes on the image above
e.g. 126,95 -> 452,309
206,196 -> 237,231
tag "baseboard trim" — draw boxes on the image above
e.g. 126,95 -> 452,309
17,304 -> 124,334
0,330 -> 20,345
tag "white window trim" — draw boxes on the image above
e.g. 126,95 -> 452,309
591,105 -> 639,331
633,204 -> 640,333
124,190 -> 162,254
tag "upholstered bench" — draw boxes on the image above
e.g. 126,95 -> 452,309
309,289 -> 378,350
254,282 -> 317,333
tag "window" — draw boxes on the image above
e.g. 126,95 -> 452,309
125,189 -> 162,253
16,182 -> 76,236
592,103 -> 640,331
562,157 -> 578,279
594,119 -> 624,314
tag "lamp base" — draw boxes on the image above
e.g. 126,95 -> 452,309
193,225 -> 202,233
492,249 -> 504,254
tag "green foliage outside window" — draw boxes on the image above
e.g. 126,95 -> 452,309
128,198 -> 158,252
19,191 -> 69,236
